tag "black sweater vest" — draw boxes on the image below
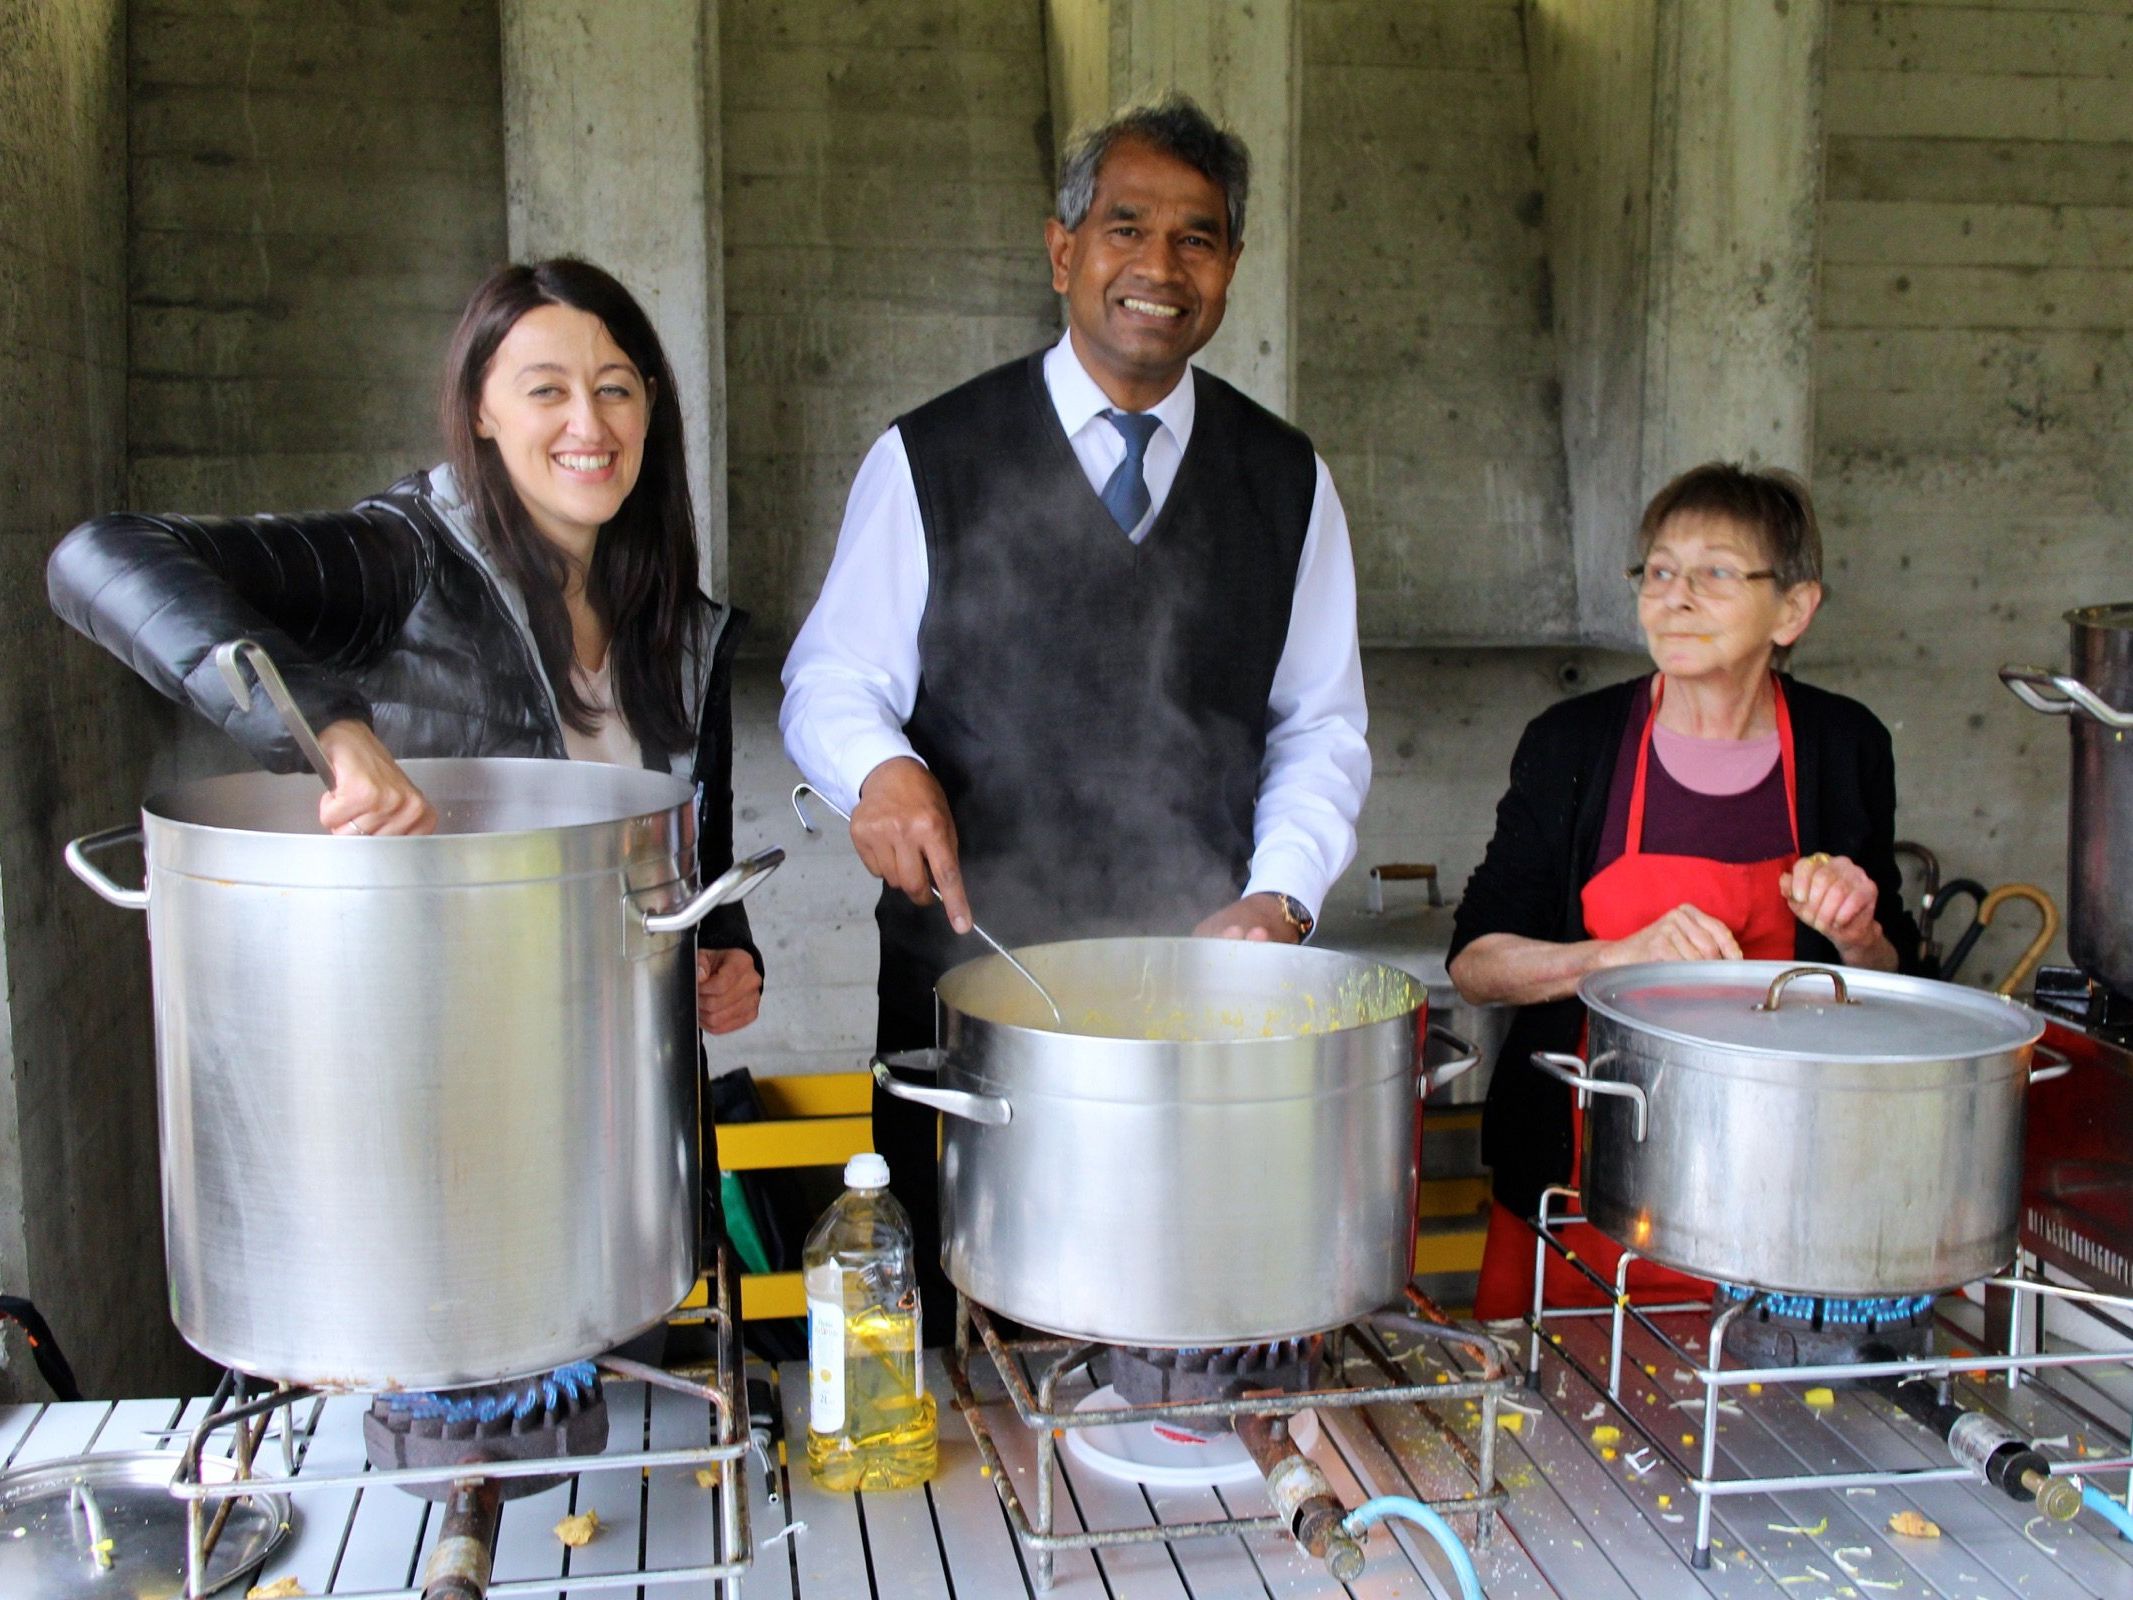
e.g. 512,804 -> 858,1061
884,350 -> 1316,967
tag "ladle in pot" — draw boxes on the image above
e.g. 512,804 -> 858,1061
214,638 -> 337,789
791,782 -> 1064,1027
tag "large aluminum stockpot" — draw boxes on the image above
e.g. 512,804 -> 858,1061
872,937 -> 1478,1346
65,758 -> 778,1390
1534,962 -> 2047,1297
2003,605 -> 2133,995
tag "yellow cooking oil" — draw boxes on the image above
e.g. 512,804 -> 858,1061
803,1152 -> 937,1491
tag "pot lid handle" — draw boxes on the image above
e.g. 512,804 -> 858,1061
1755,966 -> 1856,1012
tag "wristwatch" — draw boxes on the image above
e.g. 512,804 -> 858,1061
1268,892 -> 1315,941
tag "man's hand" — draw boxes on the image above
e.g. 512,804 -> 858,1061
316,719 -> 437,836
1603,904 -> 1744,965
1193,894 -> 1302,943
697,948 -> 763,1034
850,757 -> 972,933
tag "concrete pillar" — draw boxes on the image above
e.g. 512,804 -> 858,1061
501,0 -> 729,599
1528,0 -> 1829,645
1044,0 -> 1301,415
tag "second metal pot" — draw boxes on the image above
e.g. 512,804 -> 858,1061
873,937 -> 1476,1346
1535,962 -> 2047,1296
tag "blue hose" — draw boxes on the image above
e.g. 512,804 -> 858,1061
2085,1483 -> 2133,1542
1341,1495 -> 1486,1600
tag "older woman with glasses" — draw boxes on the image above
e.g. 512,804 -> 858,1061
1448,461 -> 1923,1319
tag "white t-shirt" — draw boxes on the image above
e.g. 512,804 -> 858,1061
562,655 -> 645,769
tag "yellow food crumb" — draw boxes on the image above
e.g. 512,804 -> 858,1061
1498,1413 -> 1524,1434
1657,1494 -> 1672,1509
1803,1386 -> 1836,1410
1591,1425 -> 1622,1445
1747,1383 -> 1763,1395
554,1510 -> 601,1548
1887,1509 -> 1941,1539
247,1582 -> 306,1600
694,1468 -> 718,1489
1681,1433 -> 1697,1446
1642,1363 -> 1658,1376
1601,1447 -> 1617,1462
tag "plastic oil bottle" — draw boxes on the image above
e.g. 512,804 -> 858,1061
803,1152 -> 938,1490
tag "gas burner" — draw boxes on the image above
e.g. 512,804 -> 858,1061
1095,1336 -> 1324,1416
1717,1285 -> 1937,1370
362,1361 -> 609,1501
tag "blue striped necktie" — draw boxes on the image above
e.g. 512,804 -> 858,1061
1099,409 -> 1161,536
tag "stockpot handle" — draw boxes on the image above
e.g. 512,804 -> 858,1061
641,847 -> 785,936
1756,965 -> 1855,1011
1999,665 -> 2133,730
2030,1043 -> 2073,1086
1421,1023 -> 1481,1096
1529,1050 -> 1647,1142
870,1050 -> 1012,1127
64,826 -> 148,911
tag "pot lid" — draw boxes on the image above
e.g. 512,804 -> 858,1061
1579,961 -> 2042,1061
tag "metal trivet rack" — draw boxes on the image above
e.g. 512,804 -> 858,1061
1524,1184 -> 2133,1569
944,1288 -> 1516,1591
163,1258 -> 756,1600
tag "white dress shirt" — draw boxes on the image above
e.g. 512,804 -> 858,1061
780,330 -> 1370,917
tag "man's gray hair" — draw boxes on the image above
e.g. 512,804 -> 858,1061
1055,93 -> 1250,246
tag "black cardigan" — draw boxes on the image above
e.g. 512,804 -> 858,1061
1448,673 -> 1925,1217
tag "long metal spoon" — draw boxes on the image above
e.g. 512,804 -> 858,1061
214,638 -> 336,790
791,782 -> 1064,1026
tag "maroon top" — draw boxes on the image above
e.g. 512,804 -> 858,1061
1595,679 -> 1794,870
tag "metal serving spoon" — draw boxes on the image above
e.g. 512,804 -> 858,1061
215,638 -> 337,790
791,782 -> 1064,1027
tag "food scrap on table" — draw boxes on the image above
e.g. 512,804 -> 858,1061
1767,1516 -> 1828,1537
1802,1386 -> 1836,1409
1886,1508 -> 1940,1538
1590,1424 -> 1622,1445
554,1509 -> 601,1548
247,1581 -> 306,1600
694,1467 -> 718,1488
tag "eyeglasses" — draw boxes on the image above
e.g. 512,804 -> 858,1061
1625,562 -> 1779,598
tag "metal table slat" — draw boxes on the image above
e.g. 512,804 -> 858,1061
89,1397 -> 186,1455
1507,1342 -> 1780,1600
12,1400 -> 116,1465
487,1479 -> 574,1595
0,1403 -> 45,1469
1139,1477 -> 1274,1599
643,1376 -> 719,1600
777,1359 -> 891,1598
247,1394 -> 368,1600
561,1381 -> 647,1591
962,1364 -> 1116,1598
1044,1417 -> 1193,1600
331,1427 -> 433,1595
912,1353 -> 1031,1599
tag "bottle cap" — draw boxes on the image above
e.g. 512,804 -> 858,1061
844,1152 -> 890,1189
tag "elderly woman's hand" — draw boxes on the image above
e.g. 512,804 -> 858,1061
1609,904 -> 1745,965
697,947 -> 763,1034
316,719 -> 437,836
1780,853 -> 1897,968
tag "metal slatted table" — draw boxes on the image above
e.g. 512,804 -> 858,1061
5,1325 -> 2130,1597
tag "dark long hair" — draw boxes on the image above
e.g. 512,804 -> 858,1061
440,259 -> 701,753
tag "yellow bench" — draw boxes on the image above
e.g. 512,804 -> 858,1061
683,1074 -> 1488,1323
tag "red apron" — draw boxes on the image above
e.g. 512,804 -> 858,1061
1472,675 -> 1800,1318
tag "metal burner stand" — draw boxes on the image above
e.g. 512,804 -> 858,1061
1525,1185 -> 2133,1569
945,1289 -> 1516,1591
164,1259 -> 756,1600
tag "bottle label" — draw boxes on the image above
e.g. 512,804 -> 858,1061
807,1293 -> 845,1433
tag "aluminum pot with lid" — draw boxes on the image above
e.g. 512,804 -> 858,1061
1534,962 -> 2049,1296
872,937 -> 1479,1346
65,758 -> 779,1390
2002,604 -> 2133,995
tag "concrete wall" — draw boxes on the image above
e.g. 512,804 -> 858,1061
503,0 -> 728,598
1297,0 -> 1574,646
1805,0 -> 2133,987
129,0 -> 508,512
720,0 -> 1061,649
0,0 -> 197,1401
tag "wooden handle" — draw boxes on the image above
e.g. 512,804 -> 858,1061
1978,883 -> 2061,997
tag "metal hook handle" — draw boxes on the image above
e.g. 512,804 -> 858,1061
641,847 -> 785,936
2000,665 -> 2133,730
1756,966 -> 1854,1011
872,1050 -> 1013,1126
1529,1050 -> 1647,1142
214,639 -> 336,789
790,783 -> 1064,1026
